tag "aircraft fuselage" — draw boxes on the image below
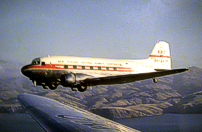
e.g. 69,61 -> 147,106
21,41 -> 187,92
21,56 -> 155,91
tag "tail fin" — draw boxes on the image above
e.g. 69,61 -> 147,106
148,41 -> 171,70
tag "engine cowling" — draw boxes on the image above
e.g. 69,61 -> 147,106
60,74 -> 90,87
61,74 -> 75,87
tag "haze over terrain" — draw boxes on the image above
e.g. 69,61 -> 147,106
1,0 -> 202,68
0,60 -> 202,119
1,0 -> 202,119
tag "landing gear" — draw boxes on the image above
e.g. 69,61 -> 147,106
42,85 -> 49,89
70,85 -> 87,92
31,79 -> 58,90
41,82 -> 58,90
71,87 -> 77,91
153,77 -> 158,83
48,83 -> 58,90
33,80 -> 37,86
77,85 -> 87,92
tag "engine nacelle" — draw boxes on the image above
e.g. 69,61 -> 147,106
60,74 -> 90,87
61,74 -> 75,87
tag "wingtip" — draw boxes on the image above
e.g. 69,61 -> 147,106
180,68 -> 189,73
182,68 -> 189,72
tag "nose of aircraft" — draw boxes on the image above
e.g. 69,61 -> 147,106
21,66 -> 26,75
21,65 -> 29,76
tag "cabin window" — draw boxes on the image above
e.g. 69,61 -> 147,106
113,67 -> 117,71
31,60 -> 40,65
82,66 -> 85,70
64,65 -> 68,69
98,66 -> 101,70
106,67 -> 109,71
42,62 -> 45,66
73,65 -> 77,69
90,66 -> 93,70
32,61 -> 36,65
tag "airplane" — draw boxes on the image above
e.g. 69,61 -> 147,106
18,93 -> 140,131
21,41 -> 188,92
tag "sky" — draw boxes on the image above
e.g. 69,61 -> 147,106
1,0 -> 202,68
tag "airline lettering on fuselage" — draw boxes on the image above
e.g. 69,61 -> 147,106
154,59 -> 169,63
107,63 -> 122,66
81,62 -> 92,64
154,59 -> 168,63
158,50 -> 165,54
95,62 -> 104,65
67,61 -> 78,64
58,60 -> 64,63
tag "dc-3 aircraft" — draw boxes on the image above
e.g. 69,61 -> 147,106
21,41 -> 188,92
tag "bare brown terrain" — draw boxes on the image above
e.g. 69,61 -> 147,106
0,60 -> 202,119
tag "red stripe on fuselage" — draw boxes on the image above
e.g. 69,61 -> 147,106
24,64 -> 132,72
149,55 -> 170,58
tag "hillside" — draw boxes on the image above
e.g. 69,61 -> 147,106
0,60 -> 202,119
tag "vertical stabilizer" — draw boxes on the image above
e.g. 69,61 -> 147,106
149,41 -> 171,70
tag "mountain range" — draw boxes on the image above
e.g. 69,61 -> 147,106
0,60 -> 201,119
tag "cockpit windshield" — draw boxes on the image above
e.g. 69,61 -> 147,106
31,58 -> 40,65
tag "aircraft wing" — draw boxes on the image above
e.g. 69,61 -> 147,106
83,68 -> 188,86
18,93 -> 140,132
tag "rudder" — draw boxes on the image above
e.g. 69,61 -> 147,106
148,41 -> 171,70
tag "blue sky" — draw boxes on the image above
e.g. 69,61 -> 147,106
1,0 -> 202,68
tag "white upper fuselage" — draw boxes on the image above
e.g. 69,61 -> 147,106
34,56 -> 155,77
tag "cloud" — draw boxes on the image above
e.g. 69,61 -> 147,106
0,66 -> 3,71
